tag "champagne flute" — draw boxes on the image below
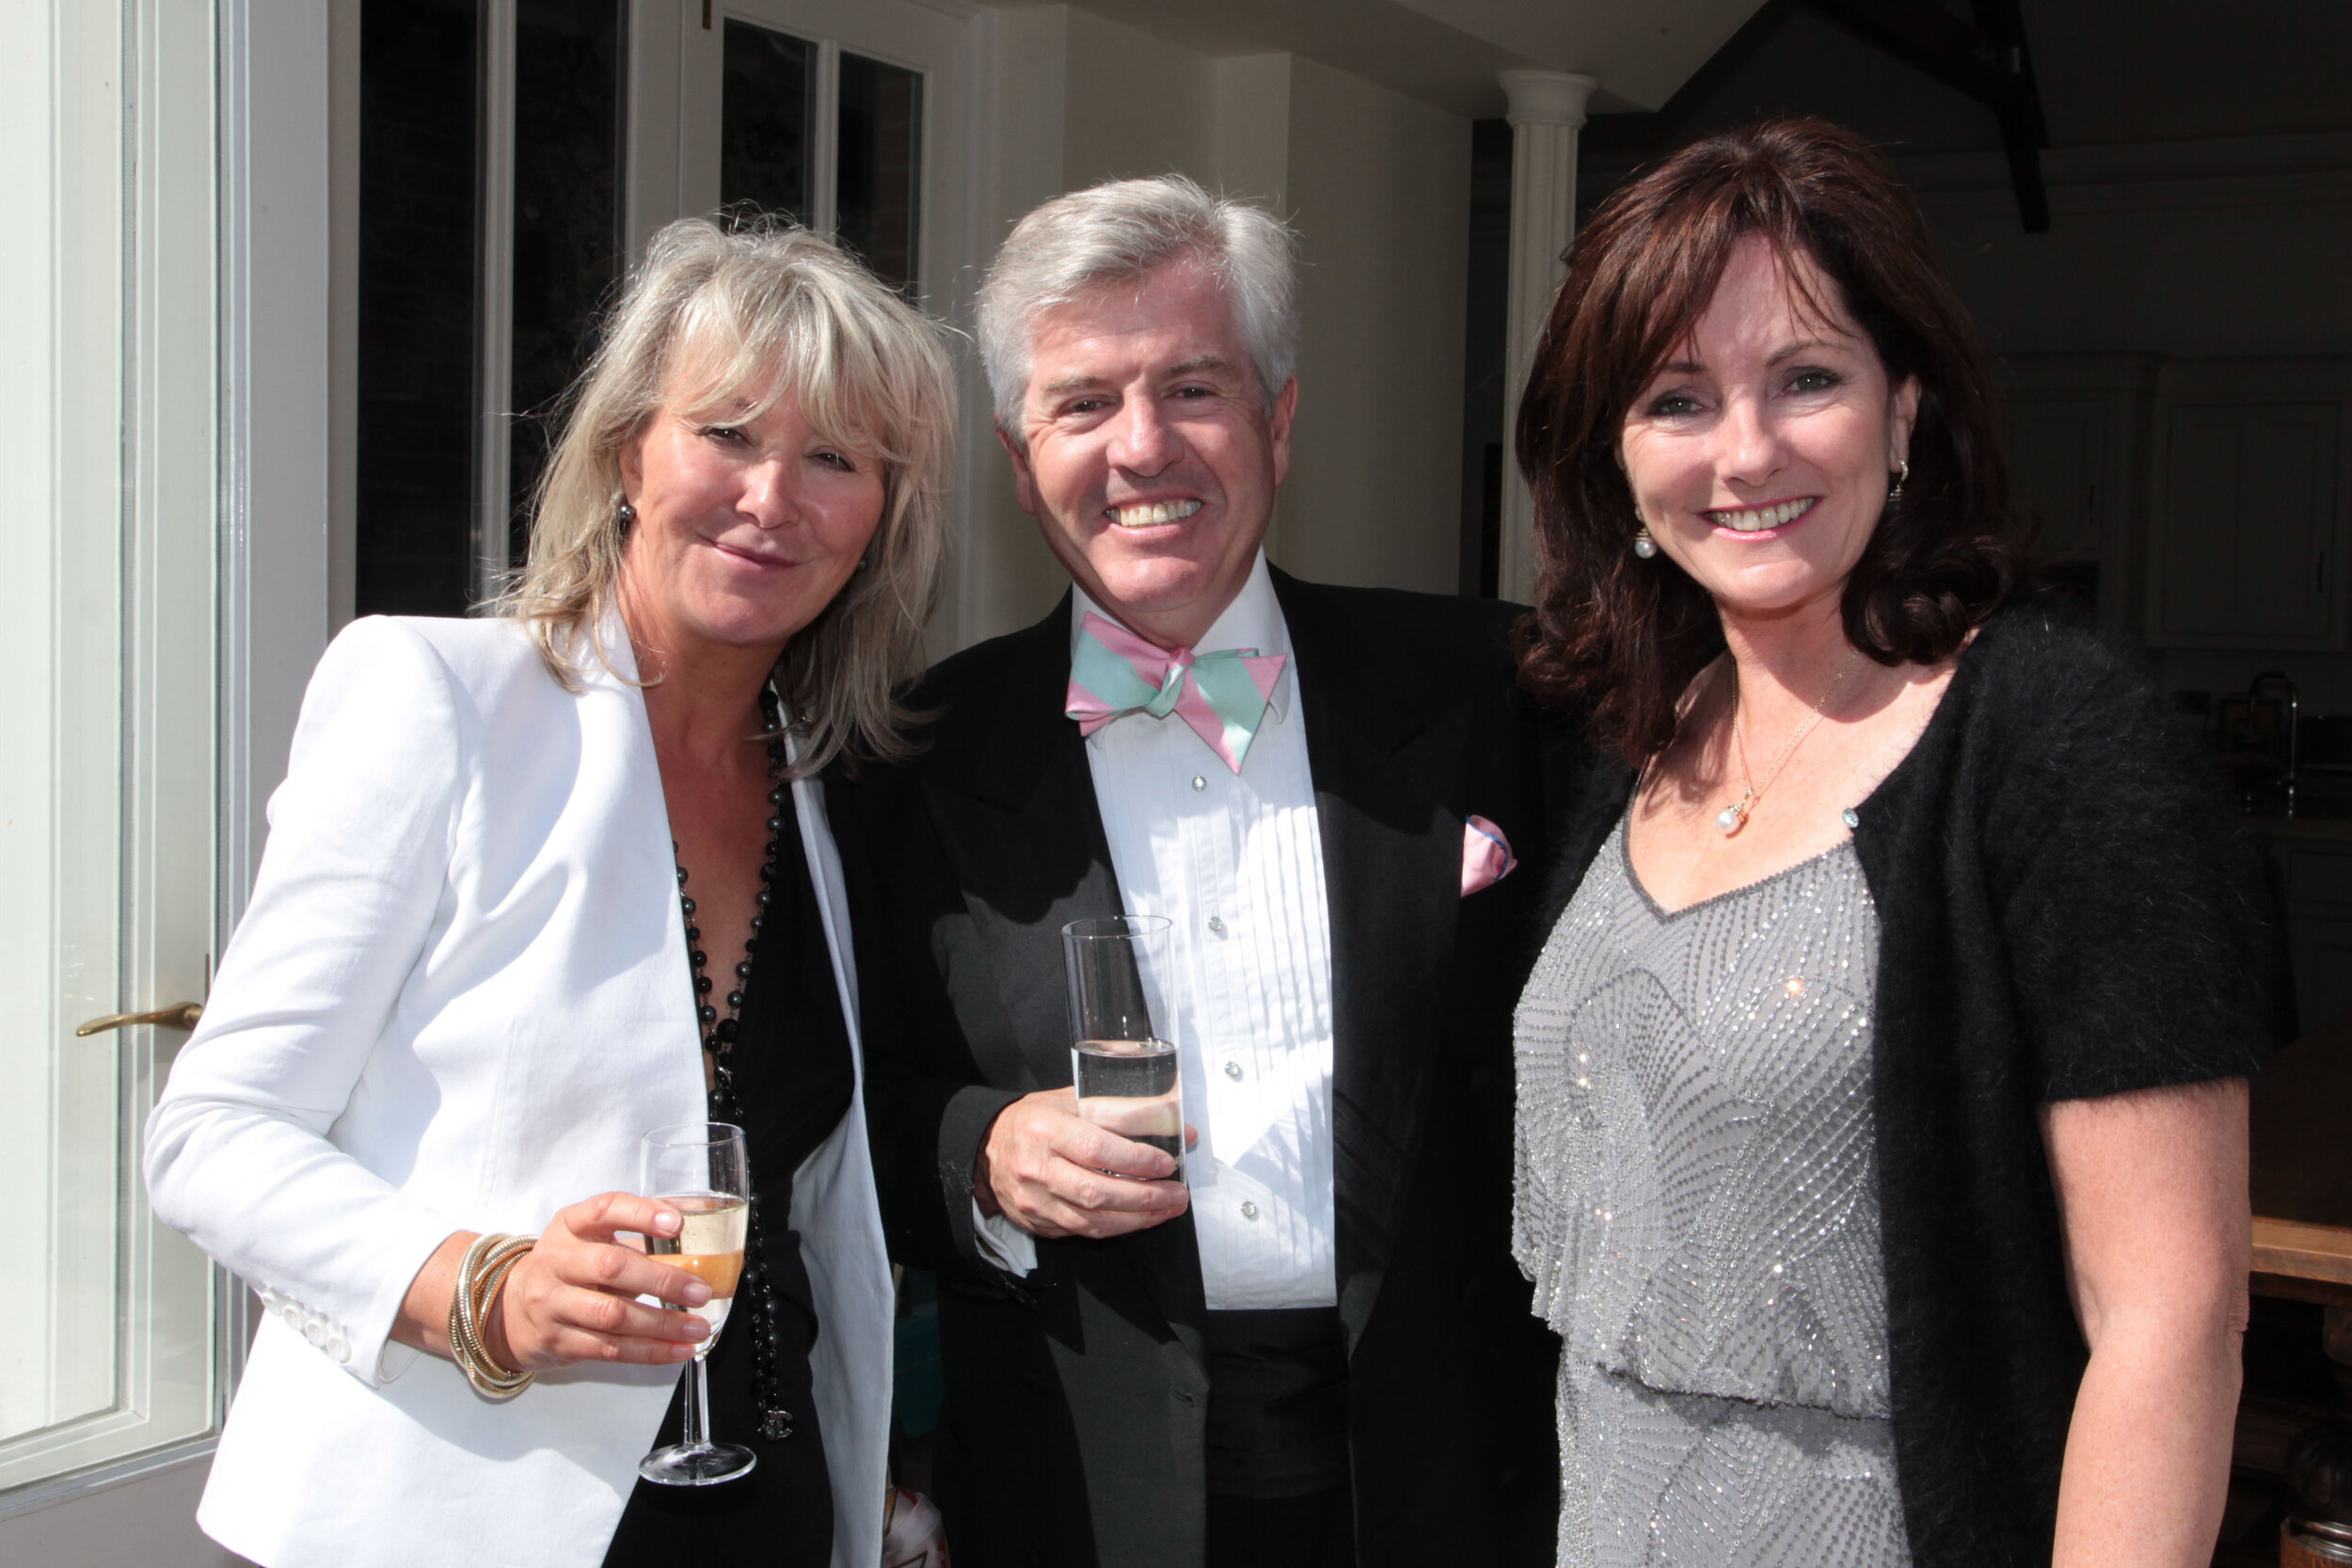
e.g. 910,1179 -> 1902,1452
637,1121 -> 756,1485
1061,916 -> 1184,1177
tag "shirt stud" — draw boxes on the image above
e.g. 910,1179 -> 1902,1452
1206,915 -> 1225,935
1224,1061 -> 1243,1081
1191,774 -> 1207,792
1240,1201 -> 1259,1220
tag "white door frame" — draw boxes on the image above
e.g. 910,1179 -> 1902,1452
0,0 -> 322,1538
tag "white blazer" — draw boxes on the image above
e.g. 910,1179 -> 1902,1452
144,614 -> 894,1568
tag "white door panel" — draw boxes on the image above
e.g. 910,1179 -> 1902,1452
0,0 -> 220,1510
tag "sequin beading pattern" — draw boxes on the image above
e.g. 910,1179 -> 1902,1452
1513,816 -> 1909,1568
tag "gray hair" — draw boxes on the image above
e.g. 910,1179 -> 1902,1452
499,215 -> 956,775
975,174 -> 1298,440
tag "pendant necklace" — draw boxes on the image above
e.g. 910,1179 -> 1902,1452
1716,646 -> 1863,837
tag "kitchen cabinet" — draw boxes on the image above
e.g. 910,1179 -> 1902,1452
1996,355 -> 2157,634
2293,913 -> 2352,1034
2147,358 -> 2352,650
2273,831 -> 2352,1031
2004,400 -> 2106,557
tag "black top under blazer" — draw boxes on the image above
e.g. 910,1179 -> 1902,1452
833,567 -> 1575,1568
1534,598 -> 2286,1568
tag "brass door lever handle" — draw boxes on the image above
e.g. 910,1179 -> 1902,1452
77,1002 -> 205,1036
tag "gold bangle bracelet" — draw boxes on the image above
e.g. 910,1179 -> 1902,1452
448,1231 -> 537,1399
459,1235 -> 535,1383
452,1235 -> 533,1397
454,1235 -> 533,1354
449,1238 -> 517,1396
460,1247 -> 532,1371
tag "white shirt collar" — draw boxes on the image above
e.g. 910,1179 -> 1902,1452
1069,552 -> 1293,721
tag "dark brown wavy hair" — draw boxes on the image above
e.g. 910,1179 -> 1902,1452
1515,117 -> 2026,764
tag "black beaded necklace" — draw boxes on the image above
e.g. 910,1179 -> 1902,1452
674,687 -> 796,1442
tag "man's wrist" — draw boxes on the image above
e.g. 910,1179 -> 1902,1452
972,1139 -> 1002,1219
970,1105 -> 1008,1220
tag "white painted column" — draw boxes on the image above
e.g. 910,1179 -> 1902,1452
1496,70 -> 1597,605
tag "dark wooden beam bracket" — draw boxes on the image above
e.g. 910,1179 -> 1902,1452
1578,0 -> 2055,234
1806,0 -> 2053,231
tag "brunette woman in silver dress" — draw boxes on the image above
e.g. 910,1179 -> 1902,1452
1507,120 -> 2279,1568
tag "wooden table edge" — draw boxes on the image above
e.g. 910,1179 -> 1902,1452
2252,1215 -> 2352,1305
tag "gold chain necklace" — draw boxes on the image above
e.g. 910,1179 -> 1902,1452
1716,646 -> 1863,837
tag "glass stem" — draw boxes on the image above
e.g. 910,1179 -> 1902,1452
683,1352 -> 711,1452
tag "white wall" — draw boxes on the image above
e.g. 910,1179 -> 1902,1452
1279,55 -> 1469,593
961,6 -> 1473,646
1061,8 -> 1217,185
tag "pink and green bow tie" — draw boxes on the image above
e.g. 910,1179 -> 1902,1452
1066,610 -> 1287,774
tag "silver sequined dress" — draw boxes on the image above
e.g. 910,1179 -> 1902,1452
1513,816 -> 1911,1568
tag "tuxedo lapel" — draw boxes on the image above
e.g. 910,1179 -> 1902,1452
1273,570 -> 1467,1353
919,595 -> 1210,1362
921,610 -> 1116,1092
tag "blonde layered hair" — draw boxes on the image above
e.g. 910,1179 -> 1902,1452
502,215 -> 955,774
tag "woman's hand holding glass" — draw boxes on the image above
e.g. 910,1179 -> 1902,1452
486,1192 -> 717,1369
398,1193 -> 715,1370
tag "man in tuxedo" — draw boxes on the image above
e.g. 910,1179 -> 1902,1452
840,175 -> 1563,1568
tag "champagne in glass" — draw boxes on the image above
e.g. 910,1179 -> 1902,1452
637,1122 -> 756,1486
1062,916 -> 1184,1179
645,1191 -> 748,1341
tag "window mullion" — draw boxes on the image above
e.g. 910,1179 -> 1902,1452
474,0 -> 519,607
811,38 -> 839,236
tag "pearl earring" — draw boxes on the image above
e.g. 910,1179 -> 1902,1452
617,499 -> 637,529
1632,526 -> 1659,560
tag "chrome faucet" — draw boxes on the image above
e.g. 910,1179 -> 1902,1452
2249,671 -> 2300,818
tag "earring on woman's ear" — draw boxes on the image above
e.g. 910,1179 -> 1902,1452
1888,459 -> 1910,500
617,499 -> 637,530
1632,525 -> 1659,561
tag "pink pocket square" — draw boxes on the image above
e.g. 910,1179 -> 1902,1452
1461,815 -> 1517,896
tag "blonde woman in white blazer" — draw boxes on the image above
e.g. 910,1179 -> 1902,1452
145,219 -> 955,1568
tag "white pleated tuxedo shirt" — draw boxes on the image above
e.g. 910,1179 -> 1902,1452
978,555 -> 1340,1311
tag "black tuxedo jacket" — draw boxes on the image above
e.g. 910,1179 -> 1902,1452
834,569 -> 1568,1568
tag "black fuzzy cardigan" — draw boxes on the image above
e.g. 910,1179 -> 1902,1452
1532,599 -> 2285,1567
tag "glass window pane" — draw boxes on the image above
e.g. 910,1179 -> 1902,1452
836,52 -> 922,293
356,0 -> 479,618
720,21 -> 814,222
509,0 -> 625,568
